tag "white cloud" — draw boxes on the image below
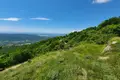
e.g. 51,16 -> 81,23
0,18 -> 21,21
30,17 -> 50,21
71,30 -> 81,33
92,0 -> 111,4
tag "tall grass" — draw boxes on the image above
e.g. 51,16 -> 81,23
0,42 -> 120,80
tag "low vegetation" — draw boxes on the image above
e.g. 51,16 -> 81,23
1,39 -> 120,80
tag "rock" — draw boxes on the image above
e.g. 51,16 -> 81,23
112,41 -> 117,44
103,45 -> 112,53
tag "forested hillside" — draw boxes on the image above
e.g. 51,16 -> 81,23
1,37 -> 120,80
0,17 -> 120,70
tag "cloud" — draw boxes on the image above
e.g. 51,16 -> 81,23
71,30 -> 81,33
92,0 -> 111,4
30,17 -> 50,21
0,18 -> 21,21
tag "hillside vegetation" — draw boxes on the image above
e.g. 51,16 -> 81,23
0,17 -> 120,80
1,38 -> 120,80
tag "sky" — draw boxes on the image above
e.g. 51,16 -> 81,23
0,0 -> 120,34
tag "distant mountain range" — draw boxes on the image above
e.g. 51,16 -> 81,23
0,33 -> 65,46
0,34 -> 47,41
0,33 -> 65,41
37,33 -> 65,37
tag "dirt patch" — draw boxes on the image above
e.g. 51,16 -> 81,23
0,64 -> 21,73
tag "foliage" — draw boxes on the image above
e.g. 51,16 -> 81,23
1,42 -> 120,80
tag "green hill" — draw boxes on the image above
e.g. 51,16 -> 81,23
0,17 -> 120,80
1,38 -> 120,80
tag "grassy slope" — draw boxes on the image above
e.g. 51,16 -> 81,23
1,38 -> 120,80
2,41 -> 120,80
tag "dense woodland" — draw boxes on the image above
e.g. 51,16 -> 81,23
0,17 -> 120,69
